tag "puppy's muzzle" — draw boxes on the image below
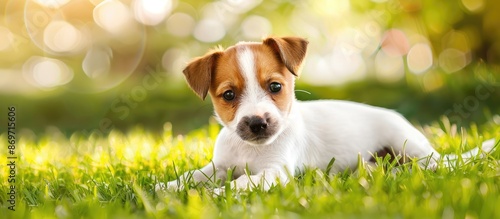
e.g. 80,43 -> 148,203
236,114 -> 277,144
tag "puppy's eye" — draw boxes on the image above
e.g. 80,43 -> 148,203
223,90 -> 235,101
269,82 -> 282,93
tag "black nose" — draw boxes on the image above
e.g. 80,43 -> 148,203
248,116 -> 268,134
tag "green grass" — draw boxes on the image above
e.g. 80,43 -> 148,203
1,117 -> 499,219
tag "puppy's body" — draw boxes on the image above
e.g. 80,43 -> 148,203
217,100 -> 436,175
157,37 -> 495,191
169,100 -> 440,190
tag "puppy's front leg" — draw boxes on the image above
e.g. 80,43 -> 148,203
229,168 -> 288,191
155,162 -> 226,191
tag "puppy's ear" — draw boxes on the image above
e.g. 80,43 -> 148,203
263,37 -> 308,77
182,51 -> 222,100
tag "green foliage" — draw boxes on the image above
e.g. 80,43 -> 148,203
1,118 -> 499,218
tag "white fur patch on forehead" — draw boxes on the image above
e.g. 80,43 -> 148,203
237,46 -> 256,81
235,46 -> 273,119
236,46 -> 265,103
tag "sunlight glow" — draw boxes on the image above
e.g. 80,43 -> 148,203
162,48 -> 190,78
82,46 -> 113,79
133,0 -> 173,26
439,48 -> 467,73
375,51 -> 405,83
166,13 -> 196,37
407,43 -> 434,74
43,20 -> 83,53
93,0 -> 134,34
35,155 -> 45,165
193,19 -> 226,42
0,26 -> 14,51
33,0 -> 70,8
221,0 -> 262,14
302,45 -> 365,86
33,60 -> 69,87
313,0 -> 350,16
381,29 -> 410,57
241,15 -> 272,40
329,45 -> 365,83
23,57 -> 74,88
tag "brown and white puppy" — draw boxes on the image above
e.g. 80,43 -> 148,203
156,37 -> 496,192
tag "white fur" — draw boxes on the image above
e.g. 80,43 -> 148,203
156,46 -> 497,193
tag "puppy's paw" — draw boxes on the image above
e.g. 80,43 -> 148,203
155,182 -> 166,192
212,187 -> 225,196
166,180 -> 184,190
233,177 -> 252,190
155,180 -> 184,192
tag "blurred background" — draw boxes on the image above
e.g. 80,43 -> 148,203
0,0 -> 498,135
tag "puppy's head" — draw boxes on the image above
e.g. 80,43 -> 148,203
183,37 -> 308,145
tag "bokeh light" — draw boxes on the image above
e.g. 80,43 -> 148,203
82,46 -> 113,79
219,0 -> 262,15
33,0 -> 71,8
381,29 -> 410,57
17,0 -> 147,93
193,19 -> 226,43
439,48 -> 467,73
22,56 -> 73,88
162,48 -> 190,78
375,50 -> 405,83
303,44 -> 365,86
0,26 -> 14,51
166,13 -> 195,37
241,15 -> 272,40
23,1 -> 66,54
93,0 -> 134,35
133,0 -> 172,26
312,0 -> 350,16
407,43 -> 434,74
0,0 -> 499,95
43,20 -> 84,53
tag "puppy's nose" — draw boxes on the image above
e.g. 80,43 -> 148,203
248,116 -> 268,134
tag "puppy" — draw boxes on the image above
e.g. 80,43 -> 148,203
157,36 -> 496,192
